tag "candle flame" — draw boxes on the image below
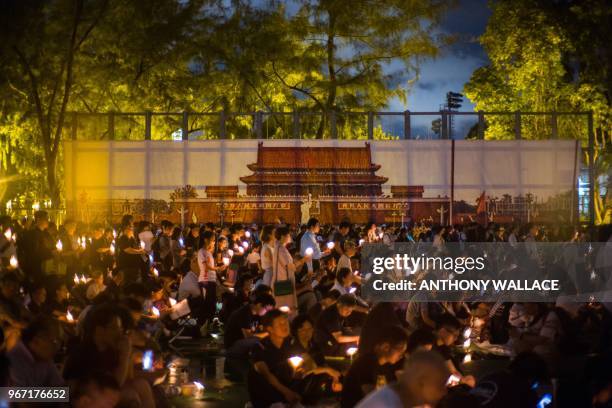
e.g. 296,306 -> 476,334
9,255 -> 18,268
358,239 -> 365,246
242,241 -> 249,249
346,347 -> 358,357
3,228 -> 11,240
463,328 -> 472,338
245,230 -> 251,238
66,310 -> 74,322
109,242 -> 115,255
279,306 -> 290,313
222,257 -> 230,266
74,274 -> 80,285
463,353 -> 472,364
326,242 -> 335,249
193,381 -> 204,390
463,339 -> 471,348
227,249 -> 234,257
169,298 -> 177,306
153,268 -> 159,277
238,246 -> 244,254
305,247 -> 314,256
151,306 -> 160,317
288,356 -> 304,368
56,240 -> 63,251
140,240 -> 146,250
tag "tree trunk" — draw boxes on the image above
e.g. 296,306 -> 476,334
45,152 -> 60,209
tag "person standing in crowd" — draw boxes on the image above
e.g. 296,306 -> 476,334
299,218 -> 330,272
260,225 -> 276,286
116,224 -> 146,284
17,210 -> 54,283
271,227 -> 310,312
198,230 -> 227,327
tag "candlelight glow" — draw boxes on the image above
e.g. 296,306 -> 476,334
112,229 -> 117,239
227,249 -> 234,257
32,202 -> 40,211
245,230 -> 251,238
140,240 -> 146,250
238,246 -> 244,254
288,356 -> 304,368
109,242 -> 115,255
151,306 -> 160,317
463,328 -> 472,338
80,275 -> 87,284
359,239 -> 365,246
326,242 -> 335,249
74,274 -> 80,285
194,381 -> 204,391
241,241 -> 249,249
463,353 -> 472,363
349,287 -> 357,294
179,237 -> 184,247
9,255 -> 18,268
463,339 -> 471,348
153,268 -> 159,277
378,232 -> 384,239
346,347 -> 358,357
353,270 -> 359,276
81,236 -> 86,249
222,257 -> 230,266
3,228 -> 11,240
279,306 -> 290,313
169,298 -> 177,306
305,247 -> 314,256
11,233 -> 16,242
56,240 -> 63,251
66,310 -> 74,322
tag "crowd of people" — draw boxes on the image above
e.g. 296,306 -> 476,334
1,210 -> 612,407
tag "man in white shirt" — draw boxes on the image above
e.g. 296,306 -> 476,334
300,218 -> 330,272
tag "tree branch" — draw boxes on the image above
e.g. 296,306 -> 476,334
271,61 -> 324,109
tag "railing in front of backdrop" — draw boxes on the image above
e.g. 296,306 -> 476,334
66,110 -> 593,141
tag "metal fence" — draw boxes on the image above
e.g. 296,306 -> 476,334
67,110 -> 592,142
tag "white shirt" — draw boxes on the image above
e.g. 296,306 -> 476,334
337,254 -> 352,272
355,385 -> 402,408
138,230 -> 155,252
246,251 -> 261,265
197,248 -> 216,282
179,270 -> 203,300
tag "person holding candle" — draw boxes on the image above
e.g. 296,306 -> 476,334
432,314 -> 476,388
299,218 -> 331,273
247,309 -> 301,407
17,210 -> 54,284
341,325 -> 408,408
25,282 -> 47,316
225,293 -> 276,358
116,224 -> 146,285
313,294 -> 360,356
85,269 -> 106,301
271,227 -> 310,313
198,230 -> 228,328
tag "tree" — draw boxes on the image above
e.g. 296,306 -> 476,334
272,0 -> 450,137
464,0 -> 611,223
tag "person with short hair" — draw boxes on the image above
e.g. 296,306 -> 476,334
7,316 -> 64,387
299,218 -> 331,272
356,350 -> 450,408
313,294 -> 360,356
247,309 -> 301,407
342,325 -> 408,408
225,293 -> 276,356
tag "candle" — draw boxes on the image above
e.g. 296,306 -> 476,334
222,257 -> 230,266
346,347 -> 358,359
11,233 -> 16,242
227,249 -> 234,257
353,270 -> 360,276
3,228 -> 11,240
193,381 -> 205,399
112,229 -> 117,239
109,242 -> 115,255
463,338 -> 471,349
149,253 -> 154,264
178,237 -> 184,247
74,274 -> 80,285
56,240 -> 63,251
140,240 -> 146,250
358,239 -> 365,246
245,230 -> 251,238
77,237 -> 82,247
463,353 -> 472,364
169,298 -> 177,307
349,286 -> 357,294
151,306 -> 160,317
279,306 -> 290,313
81,236 -> 87,249
66,310 -> 74,322
305,247 -> 314,256
153,268 -> 159,277
463,328 -> 472,338
326,242 -> 335,250
238,246 -> 244,254
32,202 -> 40,211
378,232 -> 384,239
288,356 -> 304,368
242,241 -> 249,249
80,274 -> 87,284
9,255 -> 18,268
5,201 -> 11,211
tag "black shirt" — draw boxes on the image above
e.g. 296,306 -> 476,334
224,304 -> 258,348
472,370 -> 538,408
341,352 -> 397,408
63,340 -> 120,381
247,337 -> 293,408
314,304 -> 345,355
116,235 -> 142,270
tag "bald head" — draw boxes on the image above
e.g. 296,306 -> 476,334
399,350 -> 450,406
